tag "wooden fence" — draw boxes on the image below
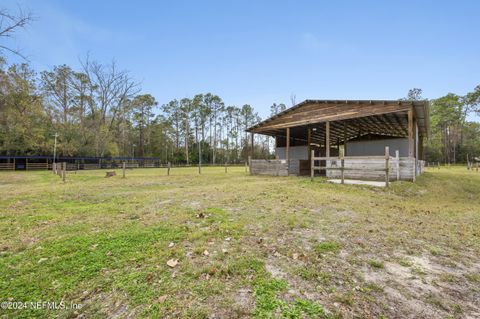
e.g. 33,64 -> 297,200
311,147 -> 392,186
249,158 -> 289,176
310,147 -> 417,185
0,163 -> 15,170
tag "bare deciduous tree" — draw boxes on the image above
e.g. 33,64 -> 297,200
0,7 -> 34,60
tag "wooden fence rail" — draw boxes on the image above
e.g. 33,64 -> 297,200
310,146 -> 393,186
0,163 -> 15,170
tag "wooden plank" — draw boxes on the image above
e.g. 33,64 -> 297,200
408,107 -> 414,157
325,121 -> 330,158
396,150 -> 400,181
250,133 -> 254,158
313,156 -> 387,160
385,146 -> 390,187
310,150 -> 314,181
307,127 -> 312,163
286,127 -> 290,167
341,157 -> 345,184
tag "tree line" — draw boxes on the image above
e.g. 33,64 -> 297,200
421,87 -> 480,164
0,57 -> 288,163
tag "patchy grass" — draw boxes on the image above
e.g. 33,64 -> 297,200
314,241 -> 342,255
0,166 -> 479,318
368,259 -> 385,269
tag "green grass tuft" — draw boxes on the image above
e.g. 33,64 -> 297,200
314,241 -> 341,255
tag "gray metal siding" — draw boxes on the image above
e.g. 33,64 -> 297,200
275,146 -> 308,160
346,138 -> 408,157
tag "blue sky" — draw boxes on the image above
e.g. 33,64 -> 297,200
3,0 -> 480,119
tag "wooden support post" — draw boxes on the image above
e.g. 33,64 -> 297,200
307,127 -> 312,163
285,127 -> 290,162
408,107 -> 414,158
340,155 -> 345,185
26,158 -> 28,171
395,150 -> 400,181
343,121 -> 347,155
325,122 -> 330,158
325,121 -> 330,177
122,162 -> 126,178
310,150 -> 314,182
225,162 -> 227,173
385,147 -> 390,187
286,127 -> 290,176
419,137 -> 424,161
167,162 -> 171,176
62,162 -> 66,183
13,158 -> 15,171
245,160 -> 247,173
412,158 -> 416,182
250,133 -> 254,159
248,156 -> 252,175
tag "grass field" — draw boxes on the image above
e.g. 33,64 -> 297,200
0,167 -> 479,318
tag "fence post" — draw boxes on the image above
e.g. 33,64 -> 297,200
122,162 -> 126,178
385,146 -> 390,187
310,150 -> 314,182
225,162 -> 227,173
248,156 -> 252,175
62,162 -> 66,183
245,160 -> 247,173
395,150 -> 400,181
167,162 -> 171,176
52,162 -> 56,175
340,156 -> 345,184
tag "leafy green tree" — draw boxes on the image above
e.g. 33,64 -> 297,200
0,62 -> 50,155
179,98 -> 192,164
131,94 -> 157,157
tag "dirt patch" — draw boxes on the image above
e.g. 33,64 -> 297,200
265,259 -> 287,279
78,289 -> 138,318
234,287 -> 254,316
363,254 -> 480,318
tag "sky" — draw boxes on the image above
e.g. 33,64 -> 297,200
3,0 -> 480,120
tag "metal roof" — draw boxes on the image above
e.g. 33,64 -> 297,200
247,99 -> 430,138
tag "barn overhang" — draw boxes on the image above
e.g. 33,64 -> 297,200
246,100 -> 429,146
